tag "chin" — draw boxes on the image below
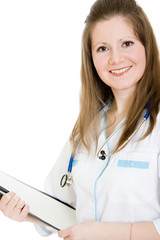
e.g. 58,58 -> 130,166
111,83 -> 137,92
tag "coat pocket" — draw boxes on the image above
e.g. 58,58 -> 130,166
107,151 -> 157,204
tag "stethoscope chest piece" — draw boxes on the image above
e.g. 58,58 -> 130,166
60,154 -> 74,188
60,173 -> 72,188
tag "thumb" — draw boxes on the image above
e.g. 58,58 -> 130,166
58,227 -> 70,238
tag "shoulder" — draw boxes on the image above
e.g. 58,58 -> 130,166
154,111 -> 160,128
156,110 -> 160,121
150,110 -> 160,146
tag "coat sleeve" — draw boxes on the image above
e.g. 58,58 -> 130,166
35,139 -> 76,236
153,112 -> 160,236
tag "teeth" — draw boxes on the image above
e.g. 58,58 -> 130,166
111,66 -> 131,74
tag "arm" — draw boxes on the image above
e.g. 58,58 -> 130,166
58,221 -> 160,240
0,140 -> 76,237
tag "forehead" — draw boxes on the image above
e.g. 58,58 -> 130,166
91,16 -> 136,44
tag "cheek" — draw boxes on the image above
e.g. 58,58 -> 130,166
92,55 -> 107,74
139,51 -> 146,73
132,47 -> 146,73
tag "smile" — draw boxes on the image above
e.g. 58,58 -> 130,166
110,66 -> 132,75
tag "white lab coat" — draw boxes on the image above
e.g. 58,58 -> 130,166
36,109 -> 160,236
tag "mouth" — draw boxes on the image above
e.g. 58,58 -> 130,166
109,66 -> 132,76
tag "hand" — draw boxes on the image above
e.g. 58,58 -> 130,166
58,221 -> 101,240
0,192 -> 30,222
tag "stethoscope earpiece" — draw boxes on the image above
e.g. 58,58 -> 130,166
99,150 -> 106,160
97,105 -> 150,160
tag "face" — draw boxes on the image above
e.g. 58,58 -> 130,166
91,16 -> 146,95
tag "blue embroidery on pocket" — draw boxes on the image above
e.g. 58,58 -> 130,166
72,160 -> 79,167
117,160 -> 149,169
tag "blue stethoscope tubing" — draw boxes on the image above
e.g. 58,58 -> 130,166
68,154 -> 74,173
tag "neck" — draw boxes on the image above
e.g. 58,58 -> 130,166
111,89 -> 135,117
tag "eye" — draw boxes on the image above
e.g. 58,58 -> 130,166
122,41 -> 134,47
97,46 -> 109,52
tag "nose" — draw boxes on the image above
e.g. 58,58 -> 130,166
108,48 -> 124,65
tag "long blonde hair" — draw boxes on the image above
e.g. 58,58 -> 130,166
71,0 -> 160,153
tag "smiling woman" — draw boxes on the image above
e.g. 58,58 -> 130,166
91,16 -> 146,92
72,0 -> 160,155
1,0 -> 160,240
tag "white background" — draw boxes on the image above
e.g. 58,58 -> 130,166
0,0 -> 159,239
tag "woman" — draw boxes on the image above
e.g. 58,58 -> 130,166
1,0 -> 160,239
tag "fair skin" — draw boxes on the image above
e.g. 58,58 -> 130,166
0,192 -> 48,226
91,16 -> 146,138
0,16 -> 160,240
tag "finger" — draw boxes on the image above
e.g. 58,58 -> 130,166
7,194 -> 20,209
3,194 -> 20,217
7,200 -> 29,222
14,200 -> 25,210
58,228 -> 70,238
0,192 -> 15,210
63,237 -> 70,240
14,200 -> 26,215
7,203 -> 29,222
17,204 -> 30,222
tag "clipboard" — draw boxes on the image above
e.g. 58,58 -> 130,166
0,170 -> 77,230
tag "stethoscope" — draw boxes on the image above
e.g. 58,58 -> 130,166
60,102 -> 150,188
60,154 -> 74,187
97,105 -> 150,160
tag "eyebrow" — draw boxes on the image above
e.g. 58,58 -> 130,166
92,41 -> 108,49
119,36 -> 137,41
